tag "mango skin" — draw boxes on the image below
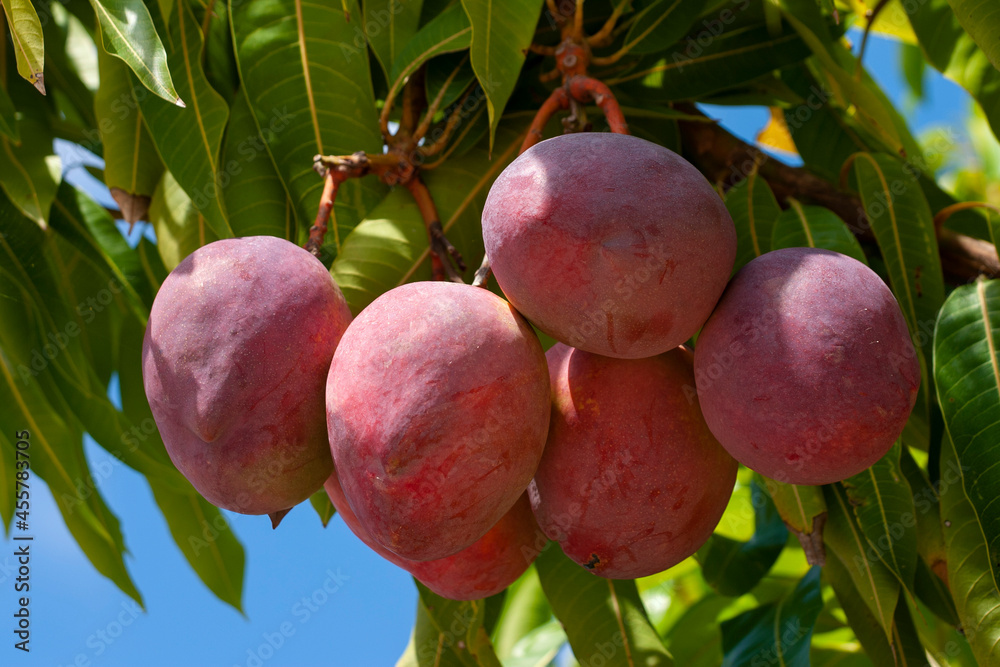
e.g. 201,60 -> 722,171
326,281 -> 551,562
142,236 -> 352,515
482,132 -> 736,359
694,247 -> 920,485
530,343 -> 737,579
324,472 -> 539,600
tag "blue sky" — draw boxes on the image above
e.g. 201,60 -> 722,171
4,30 -> 977,667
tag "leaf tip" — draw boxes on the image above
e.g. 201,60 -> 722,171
175,97 -> 187,109
32,74 -> 46,96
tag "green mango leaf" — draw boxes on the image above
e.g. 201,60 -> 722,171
48,182 -> 151,322
135,0 -> 231,240
148,170 -> 220,271
723,167 -> 780,273
231,0 -> 385,256
408,581 -> 502,667
95,44 -> 163,225
934,279 -> 1000,589
492,567 -> 552,660
841,442 -> 918,594
388,3 -> 472,109
535,542 -> 673,667
909,0 -> 1000,141
849,152 -> 945,450
620,0 -> 704,56
40,1 -> 97,130
459,0 -> 543,150
219,90 -> 296,240
940,432 -> 1000,665
719,567 -> 823,667
0,115 -> 60,227
0,0 -> 45,92
664,594 -> 734,667
149,479 -> 246,612
0,81 -> 18,140
770,199 -> 868,264
698,481 -> 788,597
762,478 -> 827,535
823,483 -> 900,641
309,488 -> 335,527
90,0 -> 182,105
366,0 -> 424,78
899,448 -> 947,578
608,21 -> 812,102
426,52 -> 476,112
330,120 -> 525,312
197,0 -> 239,105
502,619 -> 565,667
946,0 -> 1000,73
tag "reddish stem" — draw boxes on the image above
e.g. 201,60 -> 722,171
405,177 -> 466,282
520,87 -> 570,154
304,171 -> 343,257
566,76 -> 629,134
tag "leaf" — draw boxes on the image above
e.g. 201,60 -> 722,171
0,115 -> 60,227
841,442 -> 918,595
309,488 -> 335,527
763,478 -> 826,535
823,483 -> 900,642
0,0 -> 45,93
330,120 -> 525,313
231,0 -> 385,255
664,594 -> 733,667
388,3 -> 472,107
492,567 -> 551,660
849,152 -> 945,449
908,0 -> 1000,141
148,170 -> 220,271
502,619 -> 566,667
770,199 -> 868,264
939,431 -> 1000,666
719,567 -> 823,667
608,21 -> 812,102
219,89 -> 296,240
459,0 -> 542,149
89,0 -> 182,105
0,82 -> 18,140
39,2 -> 97,130
135,0 -> 232,239
620,0 -> 704,56
946,0 -> 1000,73
697,481 -> 788,597
95,44 -> 163,225
410,581 -> 502,667
426,52 -> 476,112
933,279 -> 1000,589
366,0 -> 424,78
535,542 -> 674,667
723,166 -> 780,273
148,479 -> 246,612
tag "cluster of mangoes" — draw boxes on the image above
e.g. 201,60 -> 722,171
142,133 -> 919,600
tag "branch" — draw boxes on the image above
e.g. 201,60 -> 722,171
674,106 -> 999,283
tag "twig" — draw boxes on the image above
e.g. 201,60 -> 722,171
404,177 -> 466,282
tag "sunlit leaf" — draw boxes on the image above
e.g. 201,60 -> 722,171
0,0 -> 45,92
366,0 -> 424,78
946,0 -> 1000,72
770,199 -> 867,264
723,167 -> 780,273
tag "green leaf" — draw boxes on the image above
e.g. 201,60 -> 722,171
95,44 -> 163,225
535,542 -> 674,667
366,0 -> 424,78
231,0 -> 385,255
426,52 -> 476,111
502,619 -> 566,667
148,170 -> 220,271
149,479 -> 245,612
388,3 -> 472,108
664,594 -> 733,667
0,0 -> 45,92
841,442 -> 918,594
135,0 -> 232,239
723,167 -> 780,273
608,21 -> 812,102
90,0 -> 182,105
909,0 -> 1000,141
770,199 -> 868,264
0,82 -> 18,140
823,483 -> 900,641
459,0 -> 542,149
849,152 -> 945,450
309,488 -> 335,527
719,567 -> 823,667
934,279 -> 1000,589
946,0 -> 1000,73
698,481 -> 788,597
330,119 -> 525,312
763,478 -> 826,536
39,2 -> 98,130
0,115 -> 60,227
621,0 -> 704,56
411,581 -> 502,667
940,431 -> 1000,666
491,567 -> 551,660
220,89 -> 296,240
